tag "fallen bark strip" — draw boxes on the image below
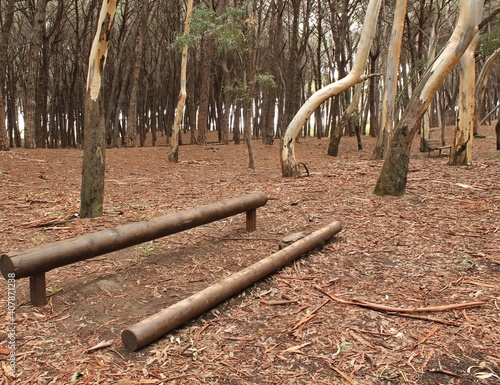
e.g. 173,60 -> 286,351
314,286 -> 486,313
291,298 -> 330,331
324,359 -> 357,385
386,312 -> 460,326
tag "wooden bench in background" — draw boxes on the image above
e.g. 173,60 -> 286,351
424,138 -> 452,157
0,192 -> 268,306
423,127 -> 451,157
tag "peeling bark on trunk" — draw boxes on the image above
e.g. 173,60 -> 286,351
374,0 -> 484,196
168,0 -> 193,162
281,0 -> 382,177
80,0 -> 117,218
450,33 -> 479,166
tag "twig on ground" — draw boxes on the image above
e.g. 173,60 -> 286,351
314,286 -> 486,313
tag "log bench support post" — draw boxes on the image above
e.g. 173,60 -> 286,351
246,209 -> 257,232
1,192 -> 268,307
30,273 -> 47,307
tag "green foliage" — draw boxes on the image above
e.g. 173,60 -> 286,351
478,27 -> 500,58
178,1 -> 250,52
254,73 -> 277,89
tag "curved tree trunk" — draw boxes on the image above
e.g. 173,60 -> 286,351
168,0 -> 193,162
80,0 -> 117,218
281,0 -> 382,177
374,0 -> 484,196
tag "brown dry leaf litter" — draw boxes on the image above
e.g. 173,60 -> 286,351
0,126 -> 499,385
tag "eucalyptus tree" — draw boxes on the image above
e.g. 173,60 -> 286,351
373,0 -> 407,160
374,0 -> 484,196
168,0 -> 194,162
281,0 -> 382,177
80,0 -> 118,218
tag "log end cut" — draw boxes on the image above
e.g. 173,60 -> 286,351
0,254 -> 15,279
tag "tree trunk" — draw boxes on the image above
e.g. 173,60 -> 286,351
281,0 -> 382,177
328,82 -> 363,156
168,0 -> 193,162
197,37 -> 215,146
80,0 -> 117,218
373,0 -> 407,160
474,48 -> 500,136
374,0 -> 484,196
495,117 -> 500,150
24,0 -> 47,149
0,0 -> 15,151
126,0 -> 149,147
420,0 -> 443,152
449,33 -> 479,165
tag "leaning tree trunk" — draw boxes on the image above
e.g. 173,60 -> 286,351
373,0 -> 407,160
281,0 -> 382,177
168,0 -> 193,162
80,0 -> 117,218
374,0 -> 484,196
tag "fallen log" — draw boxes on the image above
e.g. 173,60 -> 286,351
122,221 -> 343,351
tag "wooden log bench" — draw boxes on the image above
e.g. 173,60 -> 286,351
0,192 -> 268,306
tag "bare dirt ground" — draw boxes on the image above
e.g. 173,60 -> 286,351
0,126 -> 499,385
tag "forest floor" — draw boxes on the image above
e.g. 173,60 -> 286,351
0,125 -> 499,385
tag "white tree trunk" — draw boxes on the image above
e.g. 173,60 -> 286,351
450,32 -> 479,165
280,0 -> 382,177
168,0 -> 194,163
373,0 -> 407,160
